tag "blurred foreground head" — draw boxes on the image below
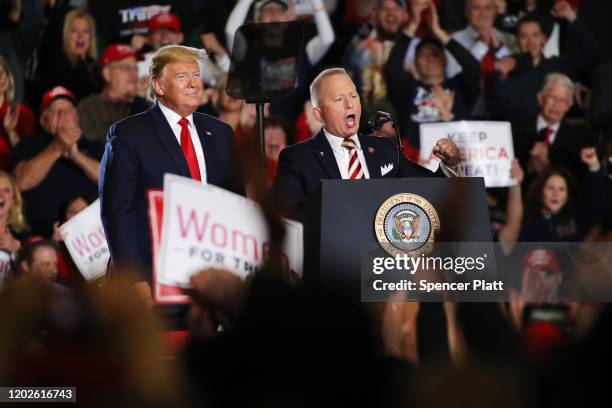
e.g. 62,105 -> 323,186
0,273 -> 186,406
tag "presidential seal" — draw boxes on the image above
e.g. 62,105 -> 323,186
374,193 -> 440,257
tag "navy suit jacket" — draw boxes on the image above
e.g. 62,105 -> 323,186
272,130 -> 436,216
512,117 -> 588,180
99,102 -> 244,280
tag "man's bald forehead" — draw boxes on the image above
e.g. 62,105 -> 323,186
317,73 -> 355,95
310,67 -> 354,107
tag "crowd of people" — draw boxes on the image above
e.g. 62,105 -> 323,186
0,0 -> 611,405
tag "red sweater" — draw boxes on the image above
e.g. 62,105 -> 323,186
0,102 -> 36,169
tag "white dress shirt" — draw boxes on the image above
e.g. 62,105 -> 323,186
452,25 -> 513,62
536,115 -> 560,145
324,130 -> 370,179
446,25 -> 515,79
324,129 -> 458,178
158,102 -> 208,184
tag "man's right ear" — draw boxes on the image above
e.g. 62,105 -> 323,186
39,111 -> 47,130
102,66 -> 112,83
20,261 -> 29,274
312,106 -> 323,124
151,78 -> 164,96
537,91 -> 544,107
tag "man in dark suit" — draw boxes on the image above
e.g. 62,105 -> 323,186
99,45 -> 244,294
512,72 -> 593,181
272,67 -> 460,216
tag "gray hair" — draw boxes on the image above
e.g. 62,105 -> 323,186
309,67 -> 351,107
541,73 -> 574,94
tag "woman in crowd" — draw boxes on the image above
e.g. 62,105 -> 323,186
38,9 -> 102,101
0,56 -> 36,170
518,148 -> 606,242
0,171 -> 28,290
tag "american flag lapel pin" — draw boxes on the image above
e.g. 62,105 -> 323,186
368,147 -> 375,154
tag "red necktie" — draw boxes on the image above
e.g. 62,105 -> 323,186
480,51 -> 496,96
178,117 -> 201,181
545,127 -> 554,146
342,138 -> 365,179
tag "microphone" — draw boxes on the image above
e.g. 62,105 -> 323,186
367,111 -> 393,133
365,111 -> 403,174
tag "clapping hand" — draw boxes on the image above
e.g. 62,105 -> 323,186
424,0 -> 449,43
430,85 -> 455,121
478,26 -> 501,50
580,147 -> 600,169
551,1 -> 577,23
405,0 -> 429,36
55,109 -> 82,156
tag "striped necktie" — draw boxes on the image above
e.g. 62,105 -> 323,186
342,137 -> 365,180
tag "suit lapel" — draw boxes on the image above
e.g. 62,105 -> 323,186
311,130 -> 342,179
553,121 -> 569,147
358,133 -> 383,178
150,102 -> 191,177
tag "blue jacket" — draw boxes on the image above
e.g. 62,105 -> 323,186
99,102 -> 244,281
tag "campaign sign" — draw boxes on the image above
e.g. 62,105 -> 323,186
148,189 -> 188,304
420,121 -> 516,187
60,199 -> 109,282
156,174 -> 303,291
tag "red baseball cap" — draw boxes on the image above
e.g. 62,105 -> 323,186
40,86 -> 76,114
148,11 -> 181,33
524,249 -> 560,273
101,43 -> 137,67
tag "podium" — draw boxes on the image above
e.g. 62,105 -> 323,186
303,177 -> 492,297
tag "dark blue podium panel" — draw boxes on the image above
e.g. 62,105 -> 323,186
303,177 -> 492,295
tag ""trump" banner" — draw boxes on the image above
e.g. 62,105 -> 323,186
420,121 -> 517,187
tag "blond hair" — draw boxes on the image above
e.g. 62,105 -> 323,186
309,67 -> 351,108
149,45 -> 202,99
63,9 -> 98,64
0,56 -> 15,104
0,172 -> 28,233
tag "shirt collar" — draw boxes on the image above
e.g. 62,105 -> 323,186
537,114 -> 560,133
323,129 -> 361,153
158,101 -> 194,128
